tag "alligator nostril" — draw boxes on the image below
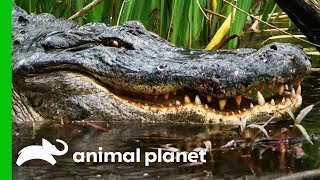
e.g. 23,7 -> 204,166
13,40 -> 20,45
18,16 -> 29,25
157,64 -> 167,71
270,45 -> 277,50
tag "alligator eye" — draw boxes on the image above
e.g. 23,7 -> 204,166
99,37 -> 134,50
111,40 -> 119,47
270,45 -> 277,50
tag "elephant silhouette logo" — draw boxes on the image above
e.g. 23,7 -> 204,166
16,138 -> 68,166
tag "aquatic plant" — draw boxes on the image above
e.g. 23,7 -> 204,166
287,104 -> 314,144
239,116 -> 273,140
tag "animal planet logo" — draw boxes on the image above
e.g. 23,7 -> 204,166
16,138 -> 68,166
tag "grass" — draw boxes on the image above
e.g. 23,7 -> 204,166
227,0 -> 253,48
14,0 -> 291,49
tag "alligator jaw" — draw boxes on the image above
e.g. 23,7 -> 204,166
105,78 -> 304,124
21,71 -> 304,124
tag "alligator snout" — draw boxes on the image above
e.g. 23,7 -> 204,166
94,42 -> 310,112
98,42 -> 310,94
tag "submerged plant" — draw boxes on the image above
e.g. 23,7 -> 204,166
287,104 -> 314,144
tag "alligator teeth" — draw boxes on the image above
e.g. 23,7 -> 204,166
195,95 -> 202,105
250,103 -> 254,109
184,95 -> 191,104
164,94 -> 169,100
175,100 -> 181,106
219,99 -> 227,111
284,84 -> 289,91
282,97 -> 285,103
204,104 -> 209,109
282,91 -> 291,96
234,95 -> 242,106
173,91 -> 177,95
271,99 -> 275,106
296,85 -> 301,95
206,95 -> 212,103
238,110 -> 242,114
258,83 -> 264,92
257,91 -> 265,106
286,98 -> 291,103
291,88 -> 296,96
243,108 -> 247,112
278,85 -> 285,95
168,103 -> 173,107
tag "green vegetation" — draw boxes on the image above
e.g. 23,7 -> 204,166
14,0 -> 293,49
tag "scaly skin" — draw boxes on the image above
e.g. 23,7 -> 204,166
12,7 -> 311,127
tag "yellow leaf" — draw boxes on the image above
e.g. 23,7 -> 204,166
205,14 -> 232,50
212,0 -> 217,12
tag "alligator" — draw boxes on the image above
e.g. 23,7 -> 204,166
12,7 -> 311,128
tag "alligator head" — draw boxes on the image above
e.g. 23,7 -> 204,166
12,7 -> 311,125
